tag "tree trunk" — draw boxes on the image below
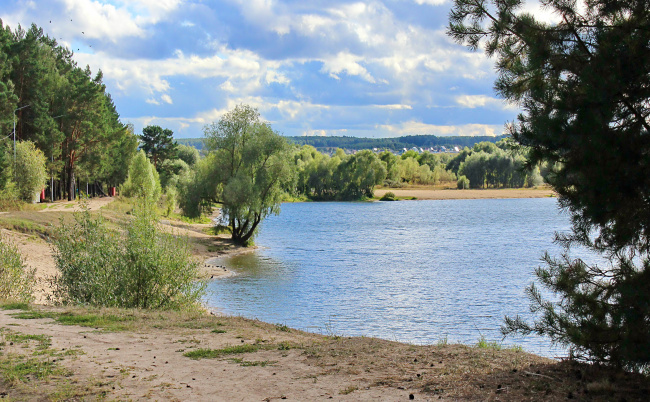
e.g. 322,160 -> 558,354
67,164 -> 75,201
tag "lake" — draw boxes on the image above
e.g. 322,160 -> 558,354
206,197 -> 576,358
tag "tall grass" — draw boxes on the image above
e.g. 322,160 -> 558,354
53,201 -> 205,310
0,234 -> 35,303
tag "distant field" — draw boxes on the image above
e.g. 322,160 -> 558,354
374,186 -> 555,200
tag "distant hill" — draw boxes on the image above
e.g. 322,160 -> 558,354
176,134 -> 507,152
176,138 -> 206,150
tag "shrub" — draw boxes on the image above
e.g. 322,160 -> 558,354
0,234 -> 34,302
379,191 -> 398,201
457,175 -> 470,189
53,202 -> 205,310
14,141 -> 47,202
163,187 -> 177,217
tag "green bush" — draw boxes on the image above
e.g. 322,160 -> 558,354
52,202 -> 205,310
0,234 -> 35,302
379,191 -> 398,201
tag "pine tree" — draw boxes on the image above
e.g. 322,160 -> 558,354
449,0 -> 650,370
140,125 -> 177,170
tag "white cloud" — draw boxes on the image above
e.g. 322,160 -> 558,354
376,121 -> 505,137
455,95 -> 517,110
374,104 -> 412,110
320,52 -> 376,83
302,129 -> 327,137
75,45 -> 288,100
161,94 -> 173,104
413,0 -> 448,6
229,0 -> 292,35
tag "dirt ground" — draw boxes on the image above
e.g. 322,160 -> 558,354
1,196 -> 648,401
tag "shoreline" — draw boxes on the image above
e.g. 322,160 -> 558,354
374,186 -> 555,200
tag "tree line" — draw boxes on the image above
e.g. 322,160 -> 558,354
0,20 -> 137,203
177,133 -> 508,152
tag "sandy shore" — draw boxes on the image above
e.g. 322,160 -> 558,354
374,186 -> 555,200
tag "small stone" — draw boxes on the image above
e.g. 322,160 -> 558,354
409,394 -> 415,400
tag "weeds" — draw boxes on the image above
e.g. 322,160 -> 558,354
476,336 -> 501,350
183,344 -> 261,360
0,234 -> 35,303
228,358 -> 277,367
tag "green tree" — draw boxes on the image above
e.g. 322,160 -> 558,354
176,143 -> 200,166
202,105 -> 294,245
140,125 -> 178,170
338,150 -> 386,199
450,0 -> 650,369
121,150 -> 161,202
14,140 -> 47,201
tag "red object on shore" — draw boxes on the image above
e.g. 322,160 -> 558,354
40,188 -> 45,202
109,187 -> 116,197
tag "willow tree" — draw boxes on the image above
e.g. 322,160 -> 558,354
449,0 -> 650,369
202,105 -> 293,245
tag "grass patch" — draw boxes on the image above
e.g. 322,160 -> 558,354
476,336 -> 501,350
183,344 -> 261,360
55,312 -> 136,331
10,311 -> 53,320
275,323 -> 290,332
211,329 -> 226,334
0,355 -> 61,383
0,302 -> 31,310
0,217 -> 53,238
228,358 -> 277,367
4,333 -> 52,349
340,385 -> 358,395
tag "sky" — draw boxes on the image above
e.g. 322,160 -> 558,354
0,0 -> 550,139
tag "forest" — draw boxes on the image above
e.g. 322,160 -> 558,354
0,21 -> 136,204
177,133 -> 508,152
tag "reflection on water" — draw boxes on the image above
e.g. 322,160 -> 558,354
206,197 -> 577,358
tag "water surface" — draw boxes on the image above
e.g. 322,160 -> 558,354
206,197 -> 577,357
